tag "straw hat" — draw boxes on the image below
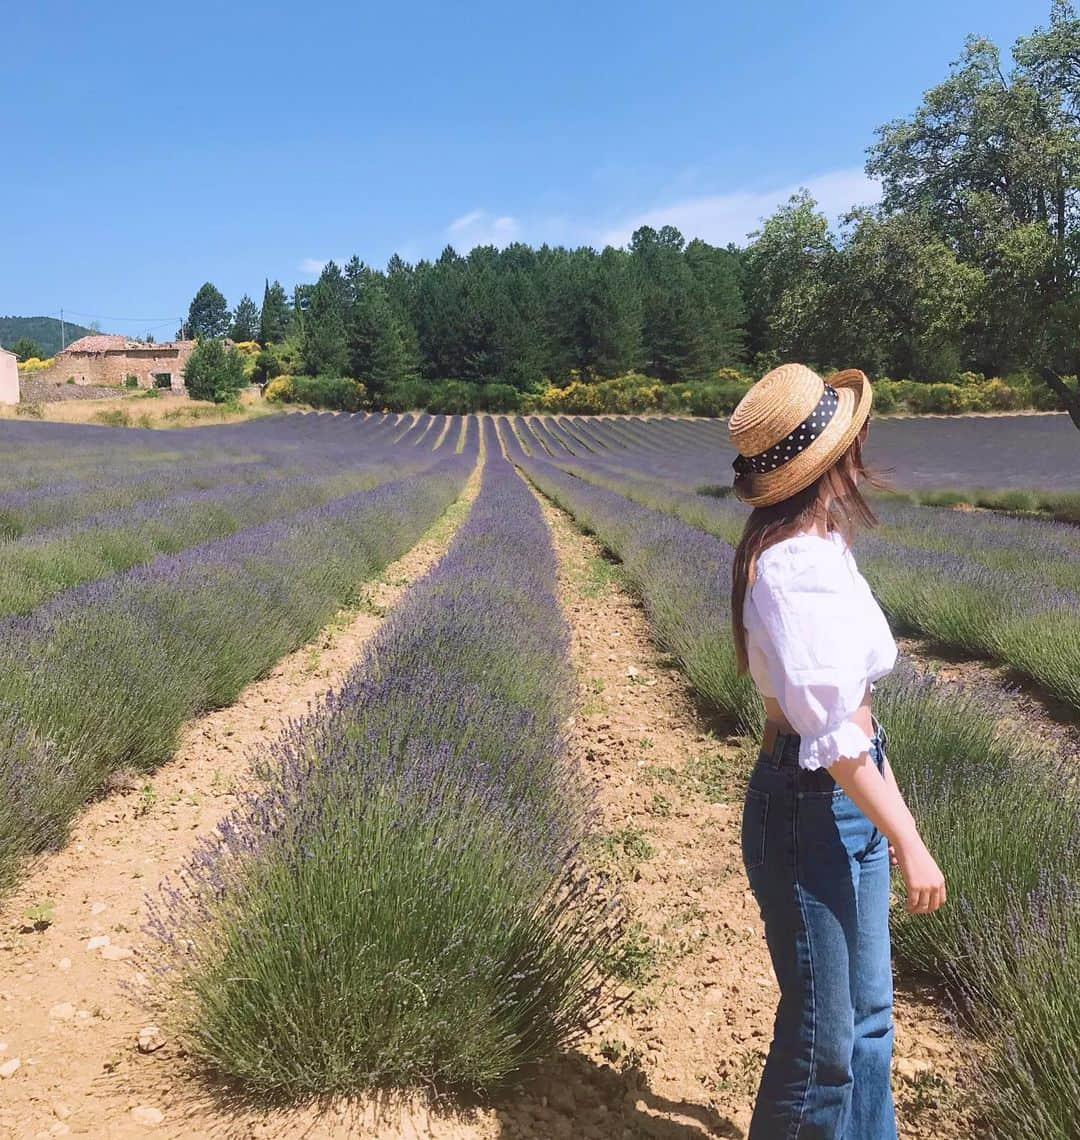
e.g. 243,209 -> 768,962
728,363 -> 872,507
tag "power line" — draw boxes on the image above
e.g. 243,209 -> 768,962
60,309 -> 181,325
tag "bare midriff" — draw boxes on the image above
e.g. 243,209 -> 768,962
762,684 -> 873,738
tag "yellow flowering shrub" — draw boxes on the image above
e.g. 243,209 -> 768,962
264,375 -> 295,403
17,357 -> 56,373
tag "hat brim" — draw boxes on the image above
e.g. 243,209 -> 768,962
733,369 -> 872,507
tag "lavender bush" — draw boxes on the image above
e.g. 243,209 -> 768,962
508,427 -> 1080,1140
527,424 -> 1080,715
0,447 -> 474,890
151,422 -> 621,1095
0,411 -> 430,539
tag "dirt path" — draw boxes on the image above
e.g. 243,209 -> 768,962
0,470 -> 481,1140
0,466 -> 979,1140
473,495 -> 979,1140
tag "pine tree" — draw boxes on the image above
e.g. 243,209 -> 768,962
259,280 -> 291,344
230,295 -> 260,341
300,262 -> 348,376
347,285 -> 416,395
186,282 -> 230,340
631,227 -> 711,381
685,239 -> 747,367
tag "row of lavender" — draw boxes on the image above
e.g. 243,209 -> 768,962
0,415 -> 457,616
504,420 -> 1079,1140
150,419 -> 620,1095
0,419 -> 478,893
0,412 -> 451,538
525,414 -> 1080,716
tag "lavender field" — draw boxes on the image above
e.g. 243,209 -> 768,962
1,408 -> 1076,1138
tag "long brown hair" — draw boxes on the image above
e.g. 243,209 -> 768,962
731,423 -> 888,672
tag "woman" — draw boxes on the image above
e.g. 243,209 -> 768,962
728,363 -> 946,1140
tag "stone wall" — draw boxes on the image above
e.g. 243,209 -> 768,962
33,342 -> 194,391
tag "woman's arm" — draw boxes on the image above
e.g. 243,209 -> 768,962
826,710 -> 946,913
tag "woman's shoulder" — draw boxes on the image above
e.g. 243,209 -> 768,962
755,530 -> 848,576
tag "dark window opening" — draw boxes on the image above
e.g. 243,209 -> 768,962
153,373 -> 172,389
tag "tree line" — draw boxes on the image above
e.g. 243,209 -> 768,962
184,3 -> 1080,423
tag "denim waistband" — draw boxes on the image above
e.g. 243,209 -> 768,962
759,716 -> 887,770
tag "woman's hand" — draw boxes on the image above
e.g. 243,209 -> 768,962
893,835 -> 947,913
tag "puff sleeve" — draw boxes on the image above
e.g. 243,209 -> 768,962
748,537 -> 877,770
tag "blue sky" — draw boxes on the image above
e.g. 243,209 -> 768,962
0,0 -> 1053,339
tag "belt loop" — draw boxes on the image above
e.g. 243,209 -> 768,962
772,729 -> 787,768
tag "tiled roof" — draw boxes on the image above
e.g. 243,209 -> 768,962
63,335 -> 134,354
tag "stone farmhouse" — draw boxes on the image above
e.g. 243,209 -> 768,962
0,346 -> 18,404
35,335 -> 195,391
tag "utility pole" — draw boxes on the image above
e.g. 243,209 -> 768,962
60,308 -> 66,351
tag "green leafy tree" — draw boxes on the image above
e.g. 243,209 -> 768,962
744,192 -> 832,366
259,280 -> 291,344
186,283 -> 231,340
821,209 -> 984,379
182,339 -> 247,403
10,337 -> 44,362
230,295 -> 260,341
868,2 -> 1080,421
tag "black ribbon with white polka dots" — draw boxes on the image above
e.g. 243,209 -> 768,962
732,384 -> 840,477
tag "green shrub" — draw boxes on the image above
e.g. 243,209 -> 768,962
905,382 -> 969,414
683,380 -> 752,417
252,349 -> 283,386
426,379 -> 480,415
969,378 -> 1023,412
182,339 -> 248,404
871,380 -> 900,413
477,383 -> 522,412
268,340 -> 303,376
380,378 -> 432,412
291,375 -> 367,412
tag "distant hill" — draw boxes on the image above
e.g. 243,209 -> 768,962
0,316 -> 97,358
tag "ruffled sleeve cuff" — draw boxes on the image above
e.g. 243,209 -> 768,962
797,720 -> 874,771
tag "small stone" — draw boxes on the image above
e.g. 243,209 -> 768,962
130,1105 -> 164,1126
100,945 -> 133,961
89,902 -> 106,916
85,936 -> 110,952
52,1102 -> 72,1120
75,1010 -> 91,1020
0,1057 -> 21,1078
137,1026 -> 166,1054
57,958 -> 72,971
49,1002 -> 76,1020
895,1056 -> 934,1083
50,1125 -> 71,1137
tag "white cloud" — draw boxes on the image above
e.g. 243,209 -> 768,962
445,210 -> 520,249
595,168 -> 881,249
298,256 -> 349,275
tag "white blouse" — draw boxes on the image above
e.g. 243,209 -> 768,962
743,528 -> 898,771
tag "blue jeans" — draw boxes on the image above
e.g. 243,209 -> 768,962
740,719 -> 897,1140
